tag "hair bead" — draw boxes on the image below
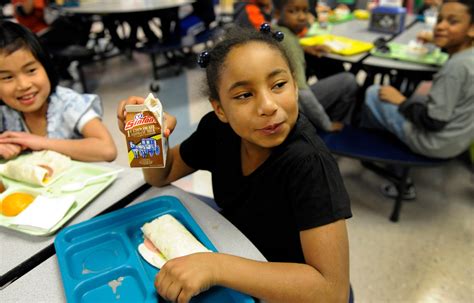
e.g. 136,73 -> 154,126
273,31 -> 284,42
260,23 -> 284,42
259,23 -> 272,33
197,51 -> 211,68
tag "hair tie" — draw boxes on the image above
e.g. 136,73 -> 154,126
259,23 -> 285,42
197,51 -> 211,68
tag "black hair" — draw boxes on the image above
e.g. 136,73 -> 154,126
202,26 -> 295,101
0,21 -> 59,94
444,0 -> 474,23
273,0 -> 291,11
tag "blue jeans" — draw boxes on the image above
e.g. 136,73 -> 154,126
363,85 -> 407,141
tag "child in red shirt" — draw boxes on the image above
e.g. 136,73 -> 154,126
234,0 -> 273,29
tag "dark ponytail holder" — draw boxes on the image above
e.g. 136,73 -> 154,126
259,23 -> 285,42
197,51 -> 211,68
260,23 -> 272,33
273,31 -> 284,42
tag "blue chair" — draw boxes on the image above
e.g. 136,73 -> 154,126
318,125 -> 450,222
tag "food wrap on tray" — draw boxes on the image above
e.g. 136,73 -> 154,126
0,150 -> 71,186
138,214 -> 211,269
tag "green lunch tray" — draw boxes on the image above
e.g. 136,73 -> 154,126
306,23 -> 333,36
371,42 -> 448,66
0,161 -> 119,236
328,13 -> 354,24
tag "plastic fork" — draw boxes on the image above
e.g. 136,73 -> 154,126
60,169 -> 123,192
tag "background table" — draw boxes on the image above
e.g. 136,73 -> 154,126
0,163 -> 147,289
362,21 -> 440,72
62,0 -> 195,14
317,14 -> 418,63
0,185 -> 266,302
361,21 -> 441,94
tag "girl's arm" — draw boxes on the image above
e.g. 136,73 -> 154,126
142,144 -> 196,187
156,219 -> 350,303
0,118 -> 117,162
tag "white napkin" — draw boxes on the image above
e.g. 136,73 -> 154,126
324,40 -> 348,52
10,195 -> 76,231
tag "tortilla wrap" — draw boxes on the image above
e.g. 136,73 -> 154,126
139,214 -> 211,268
0,150 -> 71,186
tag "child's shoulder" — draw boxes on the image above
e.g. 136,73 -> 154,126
439,48 -> 474,78
274,25 -> 296,37
447,48 -> 474,67
271,115 -> 338,177
273,25 -> 300,48
51,86 -> 99,104
48,86 -> 102,118
280,114 -> 332,158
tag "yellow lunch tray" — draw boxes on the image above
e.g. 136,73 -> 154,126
300,34 -> 374,56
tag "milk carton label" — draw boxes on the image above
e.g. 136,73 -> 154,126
124,94 -> 167,167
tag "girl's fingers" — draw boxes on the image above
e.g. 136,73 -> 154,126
117,96 -> 145,133
163,113 -> 177,138
164,282 -> 183,302
0,143 -> 22,159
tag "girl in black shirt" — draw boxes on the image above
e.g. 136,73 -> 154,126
117,25 -> 352,303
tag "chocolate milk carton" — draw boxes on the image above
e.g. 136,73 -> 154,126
124,94 -> 167,167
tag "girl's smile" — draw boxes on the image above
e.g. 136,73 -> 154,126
17,92 -> 38,106
211,41 -> 298,155
0,47 -> 51,114
257,122 -> 285,135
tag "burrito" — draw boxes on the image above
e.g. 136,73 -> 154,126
0,150 -> 71,186
138,214 -> 211,269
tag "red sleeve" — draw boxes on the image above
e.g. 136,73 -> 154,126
245,5 -> 266,30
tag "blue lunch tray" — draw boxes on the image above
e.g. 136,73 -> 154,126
54,195 -> 255,303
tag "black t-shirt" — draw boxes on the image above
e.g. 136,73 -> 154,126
180,112 -> 352,263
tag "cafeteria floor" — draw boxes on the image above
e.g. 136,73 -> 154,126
76,51 -> 473,303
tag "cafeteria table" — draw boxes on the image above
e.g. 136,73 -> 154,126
309,14 -> 418,64
0,185 -> 266,302
0,163 -> 149,289
361,21 -> 442,94
61,0 -> 195,14
362,21 -> 441,72
58,0 -> 197,91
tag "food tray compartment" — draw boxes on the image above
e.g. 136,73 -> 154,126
55,195 -> 254,303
